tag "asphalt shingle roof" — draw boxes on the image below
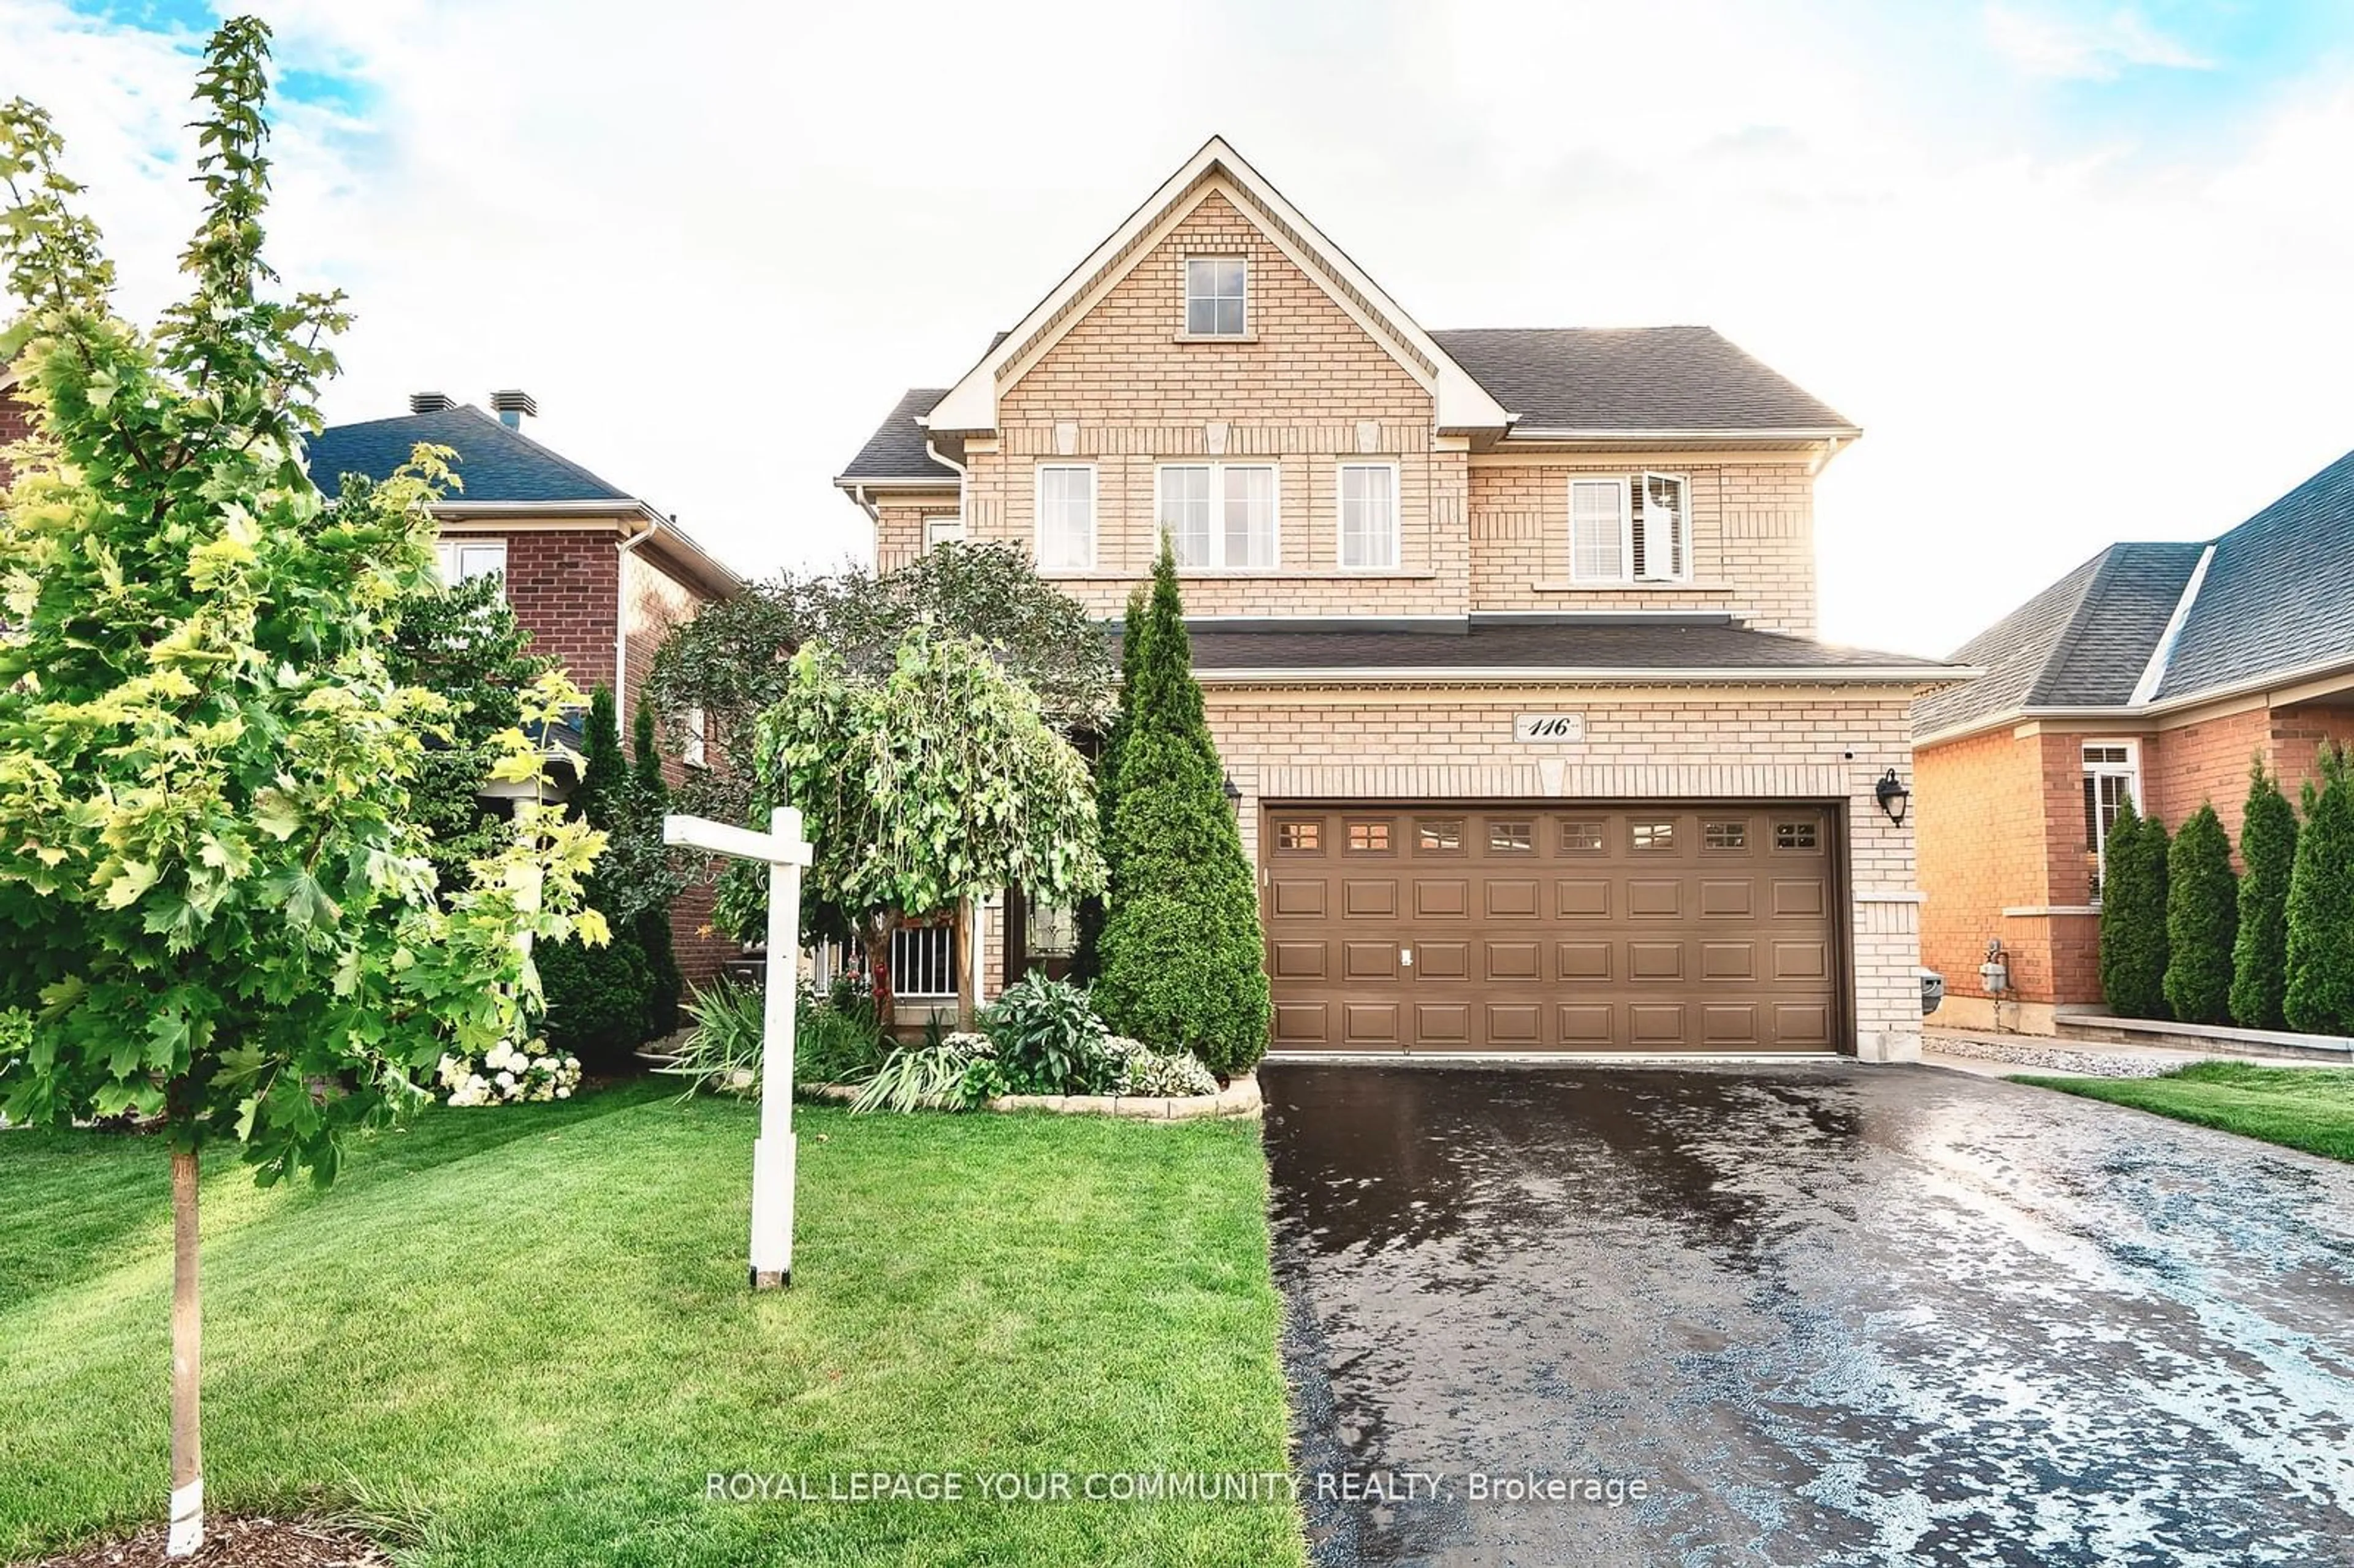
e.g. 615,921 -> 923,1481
1430,327 -> 1854,432
1912,543 -> 2203,737
2158,448 -> 2354,702
840,329 -> 1856,481
305,405 -> 632,503
837,388 -> 958,483
1107,618 -> 1946,676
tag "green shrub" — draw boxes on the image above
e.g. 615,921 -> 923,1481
2163,802 -> 2236,1025
2231,761 -> 2299,1030
1073,586 -> 1148,983
796,984 -> 886,1088
535,925 -> 656,1066
2098,797 -> 2171,1020
980,973 -> 1113,1096
1103,1038 -> 1218,1098
631,702 -> 684,1039
2287,744 -> 2354,1034
1094,549 -> 1270,1073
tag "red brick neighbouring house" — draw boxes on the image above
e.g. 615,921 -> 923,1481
308,392 -> 748,984
0,366 -> 30,485
1915,449 -> 2354,1032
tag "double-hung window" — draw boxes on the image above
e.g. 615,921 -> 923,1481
1184,256 -> 1247,336
1568,473 -> 1690,583
1157,463 -> 1277,569
1338,463 -> 1398,570
1035,465 -> 1096,571
2082,742 -> 2141,901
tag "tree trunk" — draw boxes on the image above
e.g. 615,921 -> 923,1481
167,1144 -> 203,1558
954,897 -> 977,1030
867,910 -> 899,1038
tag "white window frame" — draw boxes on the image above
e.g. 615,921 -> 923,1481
921,515 -> 966,553
1032,463 -> 1097,573
1183,254 -> 1249,337
679,706 -> 707,770
1154,462 -> 1279,571
1635,471 -> 1691,583
2082,740 -> 2141,900
1336,461 -> 1400,572
434,538 -> 508,592
1568,477 -> 1630,584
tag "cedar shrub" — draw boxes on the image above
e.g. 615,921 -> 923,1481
1093,549 -> 1270,1072
631,700 -> 684,1038
2162,802 -> 2236,1026
1072,586 -> 1147,983
2230,760 -> 2298,1030
2285,744 -> 2354,1035
536,687 -> 657,1063
2098,796 -> 2170,1020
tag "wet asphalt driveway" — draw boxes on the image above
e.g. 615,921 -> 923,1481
1262,1062 -> 2354,1567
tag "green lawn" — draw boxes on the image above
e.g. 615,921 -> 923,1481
2013,1060 -> 2354,1162
0,1084 -> 1306,1567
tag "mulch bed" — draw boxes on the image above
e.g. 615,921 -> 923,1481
20,1518 -> 390,1568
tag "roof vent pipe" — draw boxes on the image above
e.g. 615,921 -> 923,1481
490,389 -> 538,430
409,391 -> 453,414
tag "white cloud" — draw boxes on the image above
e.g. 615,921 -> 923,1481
1983,4 -> 2214,80
2,0 -> 2349,662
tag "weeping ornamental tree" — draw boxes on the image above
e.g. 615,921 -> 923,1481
0,25 -> 605,1556
2230,760 -> 2299,1030
752,626 -> 1105,1029
2285,744 -> 2354,1035
2097,797 -> 2170,1020
1095,546 -> 1271,1073
2162,802 -> 2236,1026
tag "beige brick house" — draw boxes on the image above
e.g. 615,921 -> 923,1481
837,138 -> 1960,1061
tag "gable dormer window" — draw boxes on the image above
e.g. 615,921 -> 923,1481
1184,256 -> 1247,337
1569,473 -> 1689,584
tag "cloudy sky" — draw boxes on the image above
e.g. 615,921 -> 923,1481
4,0 -> 2351,657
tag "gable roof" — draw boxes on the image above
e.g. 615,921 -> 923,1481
920,136 -> 1512,438
306,405 -> 633,504
1917,447 -> 2354,740
836,388 -> 958,486
1431,327 -> 1854,436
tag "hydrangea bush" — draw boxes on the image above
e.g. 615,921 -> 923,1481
435,1040 -> 582,1106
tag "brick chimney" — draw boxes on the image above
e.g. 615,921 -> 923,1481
490,389 -> 538,431
409,391 -> 452,414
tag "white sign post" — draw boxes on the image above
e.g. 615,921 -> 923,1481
664,807 -> 814,1290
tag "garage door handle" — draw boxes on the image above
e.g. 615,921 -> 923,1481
1400,948 -> 1412,967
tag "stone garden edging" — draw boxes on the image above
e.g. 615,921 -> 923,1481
807,1071 -> 1262,1119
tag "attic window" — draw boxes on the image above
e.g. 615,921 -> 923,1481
1569,473 -> 1690,584
1185,256 -> 1247,336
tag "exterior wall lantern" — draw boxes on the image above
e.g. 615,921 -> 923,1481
1222,771 -> 1243,815
1875,768 -> 1911,826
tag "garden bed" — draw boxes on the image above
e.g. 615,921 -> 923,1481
18,1515 -> 390,1566
810,1071 -> 1261,1120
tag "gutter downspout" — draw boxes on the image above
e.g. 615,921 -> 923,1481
614,525 -> 656,732
849,483 -> 882,566
924,439 -> 969,528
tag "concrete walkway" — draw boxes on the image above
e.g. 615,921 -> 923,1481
1923,1026 -> 2348,1079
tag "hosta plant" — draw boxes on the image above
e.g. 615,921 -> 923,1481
981,973 -> 1111,1096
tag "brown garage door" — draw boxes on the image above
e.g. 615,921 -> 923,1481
1262,804 -> 1841,1054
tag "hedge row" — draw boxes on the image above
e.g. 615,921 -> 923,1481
2103,750 -> 2354,1035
